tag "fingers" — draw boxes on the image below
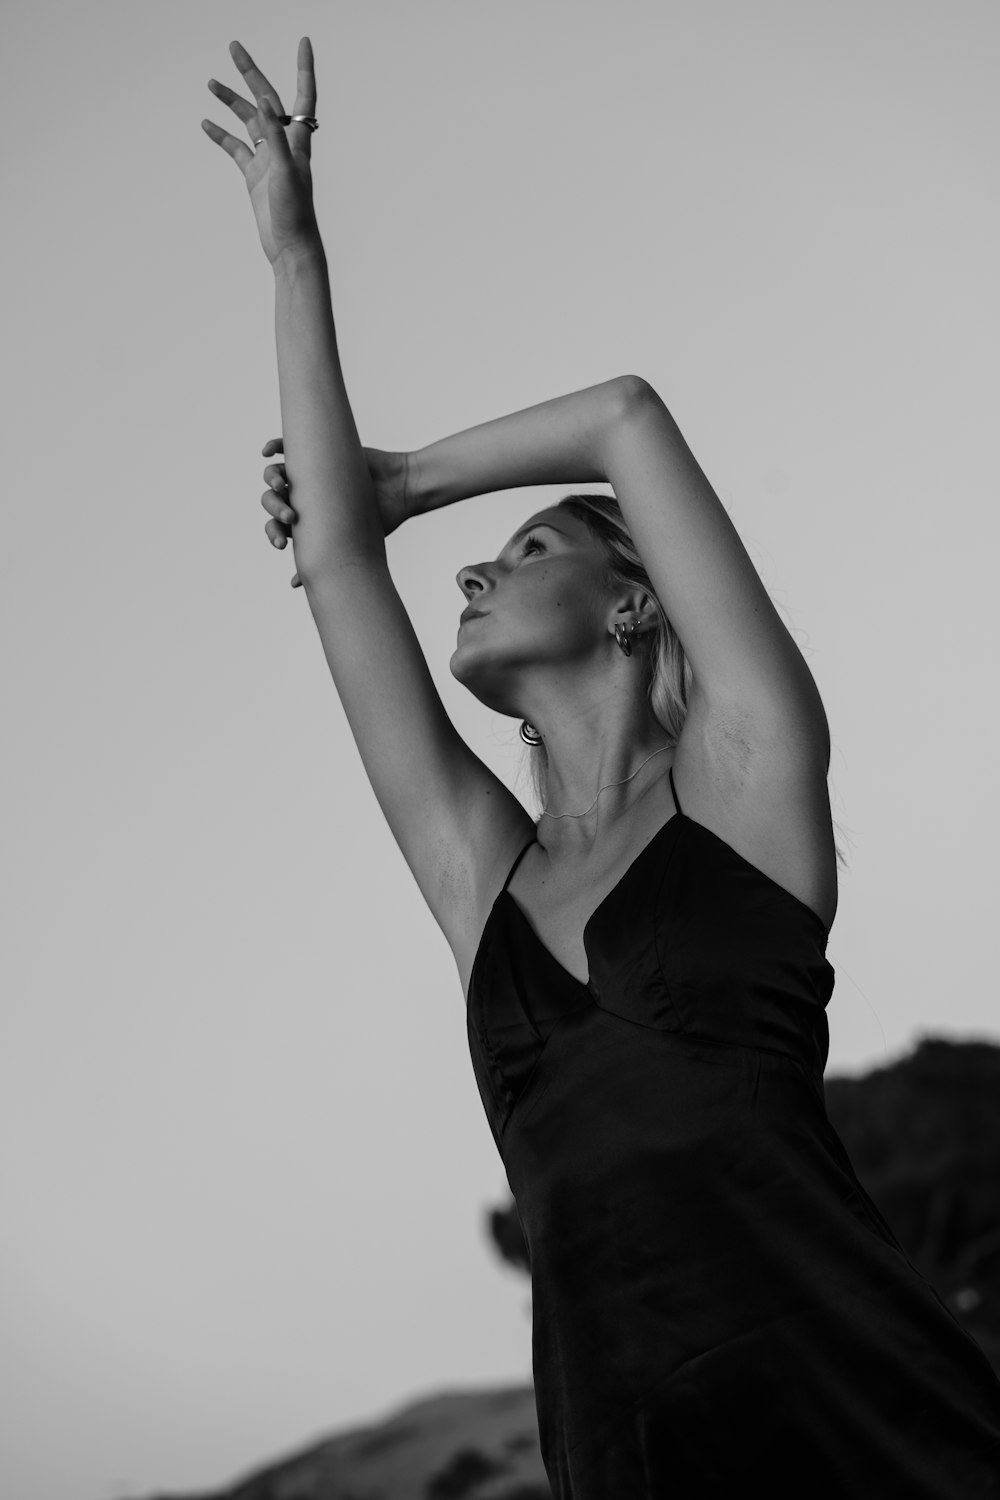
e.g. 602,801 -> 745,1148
229,39 -> 284,114
265,515 -> 290,548
260,447 -> 294,557
207,77 -> 257,141
262,460 -> 296,551
212,41 -> 316,163
291,36 -> 317,120
263,461 -> 289,493
256,96 -> 294,168
200,116 -> 253,170
263,502 -> 292,547
284,36 -> 318,157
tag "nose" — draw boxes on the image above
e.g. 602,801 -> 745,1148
456,562 -> 494,600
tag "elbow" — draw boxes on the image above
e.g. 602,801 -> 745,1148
600,375 -> 669,466
610,373 -> 661,420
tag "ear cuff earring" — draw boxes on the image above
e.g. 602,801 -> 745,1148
614,617 -> 643,658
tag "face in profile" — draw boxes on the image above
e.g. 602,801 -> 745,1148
450,505 -> 618,715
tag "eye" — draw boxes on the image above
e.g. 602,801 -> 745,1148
521,533 -> 545,556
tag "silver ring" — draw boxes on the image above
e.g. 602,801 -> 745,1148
252,137 -> 266,149
284,115 -> 319,132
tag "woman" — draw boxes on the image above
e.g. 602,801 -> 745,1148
203,39 -> 1000,1497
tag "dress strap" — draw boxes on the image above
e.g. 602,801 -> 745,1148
501,838 -> 536,892
669,764 -> 684,817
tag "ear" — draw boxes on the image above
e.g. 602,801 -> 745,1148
607,588 -> 659,644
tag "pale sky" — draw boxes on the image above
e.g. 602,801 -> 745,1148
3,2 -> 999,1498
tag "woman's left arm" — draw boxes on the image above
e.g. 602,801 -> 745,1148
601,377 -> 830,754
412,375 -> 829,755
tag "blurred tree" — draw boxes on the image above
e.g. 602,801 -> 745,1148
484,1034 -> 1000,1371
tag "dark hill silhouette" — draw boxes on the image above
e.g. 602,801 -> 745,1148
134,1034 -> 1000,1500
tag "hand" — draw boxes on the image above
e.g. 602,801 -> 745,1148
260,439 -> 416,588
202,38 -> 322,269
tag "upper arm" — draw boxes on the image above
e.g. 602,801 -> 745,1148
603,376 -> 830,757
302,556 -> 535,963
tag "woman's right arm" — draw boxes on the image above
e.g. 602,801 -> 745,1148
275,253 -> 536,986
279,251 -> 535,984
204,41 -> 534,988
271,241 -> 384,578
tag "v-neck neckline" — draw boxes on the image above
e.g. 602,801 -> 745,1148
498,810 -> 685,990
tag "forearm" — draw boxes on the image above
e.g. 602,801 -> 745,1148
273,245 -> 383,578
411,376 -> 630,513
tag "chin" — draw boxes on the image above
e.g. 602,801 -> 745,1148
448,645 -> 471,684
449,648 -> 516,715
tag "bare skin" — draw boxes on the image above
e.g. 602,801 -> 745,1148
205,40 -> 837,1002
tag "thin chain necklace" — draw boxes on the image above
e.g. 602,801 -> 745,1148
540,745 -> 673,821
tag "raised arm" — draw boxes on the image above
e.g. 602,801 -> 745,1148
412,375 -> 829,754
205,42 -> 383,577
408,375 -> 836,924
597,379 -> 836,923
203,41 -> 535,992
412,377 -> 624,511
600,378 -> 829,751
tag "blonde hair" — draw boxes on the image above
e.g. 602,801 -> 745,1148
522,491 -> 692,808
521,491 -> 848,871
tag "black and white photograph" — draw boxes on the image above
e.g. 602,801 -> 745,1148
4,2 -> 1000,1496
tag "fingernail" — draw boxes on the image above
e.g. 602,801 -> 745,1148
282,510 -> 294,524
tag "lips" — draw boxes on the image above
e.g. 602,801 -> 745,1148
460,607 -> 487,624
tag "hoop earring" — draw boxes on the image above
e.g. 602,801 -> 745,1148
520,721 -> 543,746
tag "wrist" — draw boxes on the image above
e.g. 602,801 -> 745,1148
405,446 -> 438,516
272,236 -> 327,283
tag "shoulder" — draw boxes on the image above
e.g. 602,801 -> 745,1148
674,681 -> 838,932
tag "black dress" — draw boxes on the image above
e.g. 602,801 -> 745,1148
466,766 -> 1000,1498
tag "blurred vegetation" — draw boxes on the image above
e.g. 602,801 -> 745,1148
486,1034 -> 1000,1372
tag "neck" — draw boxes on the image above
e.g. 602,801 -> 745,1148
531,699 -> 674,848
541,742 -> 673,823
